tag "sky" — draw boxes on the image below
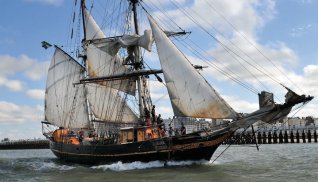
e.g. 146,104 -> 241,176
0,0 -> 317,140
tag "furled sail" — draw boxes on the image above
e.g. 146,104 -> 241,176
84,10 -> 136,95
148,16 -> 238,119
91,29 -> 154,56
45,46 -> 89,128
84,10 -> 138,122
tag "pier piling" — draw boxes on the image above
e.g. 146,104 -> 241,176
224,126 -> 318,145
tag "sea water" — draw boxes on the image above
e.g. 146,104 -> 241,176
0,144 -> 317,182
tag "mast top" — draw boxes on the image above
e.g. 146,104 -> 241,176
130,0 -> 140,35
129,0 -> 139,4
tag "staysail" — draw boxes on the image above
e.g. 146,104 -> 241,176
45,46 -> 89,128
84,10 -> 138,122
148,16 -> 238,119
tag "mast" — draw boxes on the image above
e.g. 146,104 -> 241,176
81,0 -> 87,40
80,0 -> 92,128
130,0 -> 146,124
131,0 -> 139,35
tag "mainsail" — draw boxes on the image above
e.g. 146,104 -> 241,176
84,10 -> 138,123
148,15 -> 238,119
45,46 -> 89,128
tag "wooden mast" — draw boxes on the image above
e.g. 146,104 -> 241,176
130,0 -> 146,125
81,0 -> 87,40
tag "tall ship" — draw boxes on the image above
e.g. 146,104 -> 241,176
42,0 -> 313,164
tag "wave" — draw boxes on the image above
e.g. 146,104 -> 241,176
91,160 -> 209,171
0,158 -> 76,172
28,160 -> 76,171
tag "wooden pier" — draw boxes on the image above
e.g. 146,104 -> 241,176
0,139 -> 49,150
225,126 -> 318,145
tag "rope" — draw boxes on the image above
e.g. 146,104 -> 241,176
140,2 -> 259,94
203,0 -> 306,94
211,127 -> 249,164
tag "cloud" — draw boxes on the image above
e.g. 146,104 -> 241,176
289,24 -> 315,38
147,0 -> 186,7
150,0 -> 276,38
0,123 -> 44,140
0,54 -> 33,77
300,65 -> 318,95
25,61 -> 50,80
297,0 -> 313,4
26,89 -> 45,100
148,81 -> 173,118
24,0 -> 64,6
146,0 -> 316,118
207,37 -> 299,86
156,106 -> 173,119
0,77 -> 24,92
0,54 -> 49,91
223,95 -> 259,114
0,101 -> 43,124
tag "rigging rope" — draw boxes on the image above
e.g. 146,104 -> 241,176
203,0 -> 306,95
167,0 -> 276,90
141,1 -> 259,94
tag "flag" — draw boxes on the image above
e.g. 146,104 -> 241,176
41,41 -> 52,49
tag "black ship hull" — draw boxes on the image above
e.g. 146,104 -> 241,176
49,130 -> 233,165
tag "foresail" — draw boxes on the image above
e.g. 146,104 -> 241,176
148,16 -> 238,119
84,10 -> 136,95
86,84 -> 138,123
45,47 -> 89,128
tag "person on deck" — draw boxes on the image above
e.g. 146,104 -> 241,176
181,123 -> 186,135
157,114 -> 163,125
144,107 -> 151,126
151,105 -> 156,124
159,127 -> 166,138
168,124 -> 173,136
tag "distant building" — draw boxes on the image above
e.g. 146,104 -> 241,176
1,138 -> 9,142
162,117 -> 231,135
163,116 -> 317,135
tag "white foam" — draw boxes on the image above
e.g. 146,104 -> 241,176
91,160 -> 209,171
28,161 -> 75,171
91,161 -> 164,171
206,159 -> 221,166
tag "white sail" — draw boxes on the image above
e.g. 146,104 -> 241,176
86,84 -> 138,123
45,47 -> 89,128
148,16 -> 238,119
84,10 -> 136,95
84,10 -> 138,122
92,29 -> 154,56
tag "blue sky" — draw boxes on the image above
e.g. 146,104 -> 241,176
0,0 -> 317,140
